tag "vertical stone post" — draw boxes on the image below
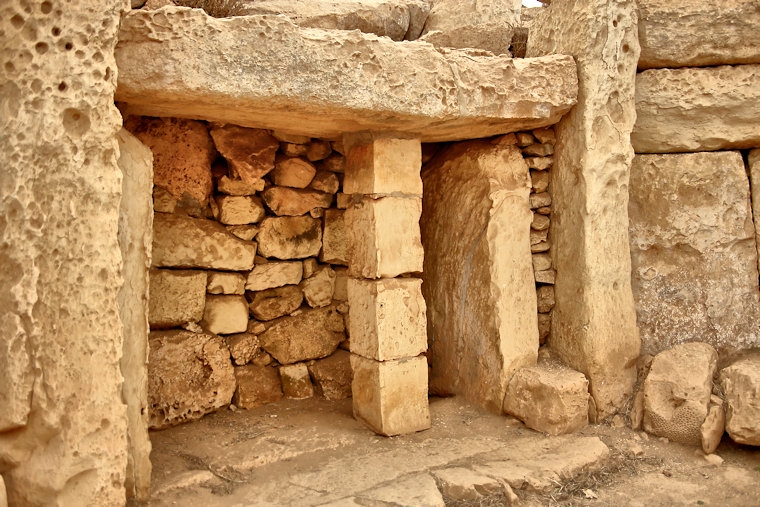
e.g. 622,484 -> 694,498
344,133 -> 431,436
526,0 -> 642,419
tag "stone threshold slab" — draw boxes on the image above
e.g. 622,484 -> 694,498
115,7 -> 577,142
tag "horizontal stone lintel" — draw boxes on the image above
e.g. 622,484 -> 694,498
115,7 -> 578,143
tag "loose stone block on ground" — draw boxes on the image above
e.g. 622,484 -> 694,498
308,349 -> 353,401
279,363 -> 314,399
720,355 -> 760,446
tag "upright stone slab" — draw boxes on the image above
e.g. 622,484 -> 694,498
420,141 -> 538,413
629,153 -> 760,356
527,0 -> 641,418
0,1 -> 129,504
750,150 -> 760,276
721,355 -> 760,446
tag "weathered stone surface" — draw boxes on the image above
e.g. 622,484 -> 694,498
419,0 -> 520,55
226,224 -> 259,241
307,140 -> 333,162
201,295 -> 249,335
301,266 -> 336,308
632,65 -> 760,153
527,0 -> 641,419
346,197 -> 424,278
260,306 -> 345,364
537,313 -> 551,345
215,195 -> 266,225
279,363 -> 314,399
308,349 -> 353,400
701,403 -> 726,455
638,0 -> 760,70
243,0 -> 432,41
246,261 -> 303,291
249,285 -> 304,321
359,473 -> 445,506
504,363 -> 589,436
148,330 -> 235,429
348,278 -> 427,361
217,175 -> 265,196
321,153 -> 346,173
721,356 -> 760,446
153,213 -> 257,270
433,467 -> 502,502
421,142 -> 537,412
116,8 -> 578,142
124,116 -> 215,204
344,135 -> 422,196
321,209 -> 348,265
333,268 -> 349,302
750,151 -> 760,276
629,153 -> 760,356
642,342 -> 718,445
257,216 -> 323,260
207,272 -> 246,295
272,157 -> 317,188
536,285 -> 555,313
149,269 -> 207,328
210,125 -> 279,183
310,171 -> 341,194
227,333 -> 260,366
262,187 -> 333,216
351,354 -> 431,436
233,365 -> 283,409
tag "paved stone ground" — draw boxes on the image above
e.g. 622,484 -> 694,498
142,397 -> 760,506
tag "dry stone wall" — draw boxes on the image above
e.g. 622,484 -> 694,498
125,117 -> 353,428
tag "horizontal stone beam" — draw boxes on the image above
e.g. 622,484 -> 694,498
115,7 -> 577,142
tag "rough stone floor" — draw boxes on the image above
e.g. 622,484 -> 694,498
144,398 -> 760,506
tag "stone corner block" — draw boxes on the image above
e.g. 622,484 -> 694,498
343,134 -> 422,196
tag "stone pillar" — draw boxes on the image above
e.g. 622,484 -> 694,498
344,133 -> 431,436
527,0 -> 641,419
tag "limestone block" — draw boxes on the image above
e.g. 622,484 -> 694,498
632,65 -> 760,153
642,342 -> 718,445
527,157 -> 552,171
419,0 -> 520,55
748,150 -> 760,276
308,349 -> 353,400
343,135 -> 422,195
257,216 -> 323,259
321,209 -> 348,265
259,306 -> 345,364
638,1 -> 760,70
536,286 -> 555,313
307,140 -> 333,161
149,269 -> 207,328
226,333 -> 260,366
279,363 -> 314,399
271,157 -> 317,188
333,267 -> 349,301
215,195 -> 266,225
210,125 -> 279,182
148,330 -> 235,428
433,467 -> 502,502
249,285 -> 304,321
532,253 -> 552,272
527,0 -> 641,419
529,192 -> 551,209
347,278 -> 426,361
153,213 -> 257,270
201,295 -> 249,334
274,131 -> 311,144
532,127 -> 556,144
233,365 -> 283,409
207,272 -> 246,295
124,116 -> 215,203
310,171 -> 340,194
262,187 -> 333,216
420,142 -> 538,413
346,197 -> 423,279
281,144 -> 309,157
720,356 -> 760,445
116,9 -> 578,142
246,261 -> 303,291
351,354 -> 431,436
503,363 -> 589,436
243,0 -> 431,41
321,153 -> 346,173
701,404 -> 726,455
629,153 -> 760,356
537,313 -> 551,345
226,225 -> 259,241
300,266 -> 336,308
217,175 -> 265,195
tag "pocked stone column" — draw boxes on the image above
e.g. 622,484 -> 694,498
343,133 -> 431,436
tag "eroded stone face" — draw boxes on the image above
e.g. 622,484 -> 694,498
149,269 -> 207,329
257,216 -> 323,260
259,305 -> 345,364
721,355 -> 760,446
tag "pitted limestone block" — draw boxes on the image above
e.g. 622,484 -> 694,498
201,295 -> 249,334
720,355 -> 760,445
233,365 -> 283,409
215,195 -> 266,225
643,342 -> 718,445
257,216 -> 323,260
246,261 -> 304,291
345,196 -> 423,279
226,333 -> 260,366
321,209 -> 348,265
271,157 -> 317,188
308,349 -> 353,400
347,278 -> 427,361
279,363 -> 314,399
249,285 -> 304,321
153,213 -> 257,270
503,363 -> 589,436
300,266 -> 336,308
343,135 -> 422,195
148,330 -> 235,428
260,305 -> 345,364
207,271 -> 246,295
351,354 -> 430,436
148,269 -> 207,328
262,187 -> 333,216
210,125 -> 279,183
124,116 -> 216,204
